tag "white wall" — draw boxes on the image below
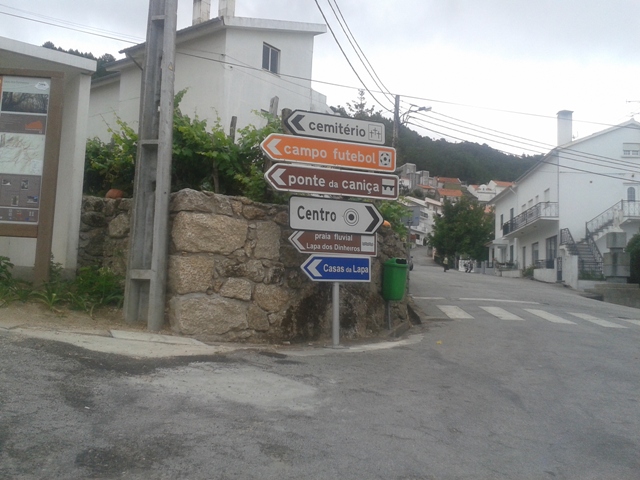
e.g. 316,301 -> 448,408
558,128 -> 640,240
87,19 -> 329,141
87,77 -> 120,141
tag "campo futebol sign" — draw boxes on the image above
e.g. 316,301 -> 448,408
0,75 -> 49,225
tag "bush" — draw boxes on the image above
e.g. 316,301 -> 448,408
84,90 -> 285,202
626,232 -> 640,284
522,265 -> 535,278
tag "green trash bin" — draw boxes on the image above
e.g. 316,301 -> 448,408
382,258 -> 408,301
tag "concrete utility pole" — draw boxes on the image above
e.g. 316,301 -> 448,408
124,0 -> 178,331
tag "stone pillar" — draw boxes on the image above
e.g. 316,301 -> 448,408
603,232 -> 630,283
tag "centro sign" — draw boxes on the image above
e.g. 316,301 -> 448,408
289,196 -> 384,234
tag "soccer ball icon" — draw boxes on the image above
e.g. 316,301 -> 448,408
378,151 -> 391,167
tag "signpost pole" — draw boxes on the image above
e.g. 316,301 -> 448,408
332,282 -> 340,347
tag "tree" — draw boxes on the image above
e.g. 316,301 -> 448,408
427,197 -> 494,261
42,42 -> 116,79
625,232 -> 640,284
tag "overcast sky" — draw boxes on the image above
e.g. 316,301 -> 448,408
2,0 -> 640,157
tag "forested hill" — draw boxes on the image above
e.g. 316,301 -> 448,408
333,99 -> 541,185
397,128 -> 540,184
384,115 -> 540,184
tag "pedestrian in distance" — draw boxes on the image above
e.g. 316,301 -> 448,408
443,256 -> 450,272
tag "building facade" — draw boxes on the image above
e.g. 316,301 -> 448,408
88,2 -> 330,141
489,111 -> 640,288
403,195 -> 442,249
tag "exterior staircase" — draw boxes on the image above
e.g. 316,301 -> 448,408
575,240 -> 602,276
560,228 -> 603,277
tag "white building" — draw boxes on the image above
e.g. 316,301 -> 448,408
489,111 -> 640,288
403,196 -> 442,248
88,1 -> 330,141
396,163 -> 431,192
467,180 -> 513,203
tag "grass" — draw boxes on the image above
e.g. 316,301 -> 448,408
0,256 -> 124,317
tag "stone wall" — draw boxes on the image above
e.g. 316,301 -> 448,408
79,196 -> 132,277
78,189 -> 409,343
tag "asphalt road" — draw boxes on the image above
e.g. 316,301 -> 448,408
1,248 -> 639,479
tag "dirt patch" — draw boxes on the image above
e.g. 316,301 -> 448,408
0,301 -> 158,334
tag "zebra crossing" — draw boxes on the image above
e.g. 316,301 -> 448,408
429,303 -> 639,329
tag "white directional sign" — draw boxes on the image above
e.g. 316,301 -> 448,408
285,110 -> 386,145
289,196 -> 384,234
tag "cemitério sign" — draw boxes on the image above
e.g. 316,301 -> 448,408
284,110 -> 386,145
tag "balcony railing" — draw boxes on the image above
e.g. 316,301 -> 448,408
502,202 -> 559,236
585,200 -> 640,236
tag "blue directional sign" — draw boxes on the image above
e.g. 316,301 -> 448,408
301,255 -> 371,282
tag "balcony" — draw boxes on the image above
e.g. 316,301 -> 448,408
502,202 -> 558,237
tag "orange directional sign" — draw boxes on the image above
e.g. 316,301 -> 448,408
260,133 -> 396,173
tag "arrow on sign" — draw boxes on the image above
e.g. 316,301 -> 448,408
289,113 -> 305,132
263,136 -> 282,156
301,255 -> 372,282
307,258 -> 322,277
268,166 -> 287,187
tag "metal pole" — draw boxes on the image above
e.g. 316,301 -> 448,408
332,282 -> 340,347
392,95 -> 400,149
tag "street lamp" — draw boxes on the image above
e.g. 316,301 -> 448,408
400,105 -> 431,126
392,97 -> 431,149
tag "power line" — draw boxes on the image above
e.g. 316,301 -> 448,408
312,0 -> 394,115
404,114 -> 640,182
425,110 -> 640,171
5,2 -> 638,167
0,10 -> 141,45
324,0 -> 395,108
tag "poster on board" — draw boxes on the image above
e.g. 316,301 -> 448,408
0,75 -> 49,225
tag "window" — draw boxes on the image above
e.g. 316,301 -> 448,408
628,187 -> 636,202
544,188 -> 550,202
623,143 -> 640,156
546,235 -> 557,269
262,43 -> 280,74
532,242 -> 539,264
